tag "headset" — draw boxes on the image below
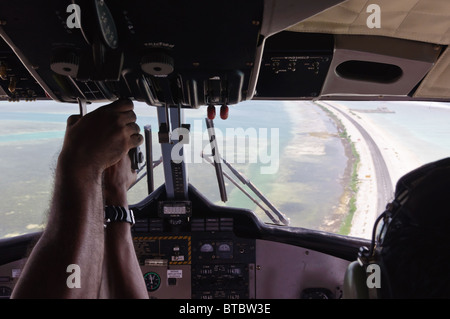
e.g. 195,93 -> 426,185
356,157 -> 450,298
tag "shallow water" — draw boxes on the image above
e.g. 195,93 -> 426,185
0,100 -> 350,238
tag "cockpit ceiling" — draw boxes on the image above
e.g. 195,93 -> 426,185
2,0 -> 450,104
289,0 -> 450,45
287,0 -> 450,99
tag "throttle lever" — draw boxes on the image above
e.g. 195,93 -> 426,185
129,146 -> 144,172
77,97 -> 86,116
78,97 -> 143,171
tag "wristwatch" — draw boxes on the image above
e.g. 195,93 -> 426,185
104,206 -> 135,227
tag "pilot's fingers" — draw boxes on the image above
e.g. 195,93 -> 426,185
66,114 -> 81,127
130,133 -> 144,148
125,121 -> 141,135
125,122 -> 143,147
108,98 -> 134,113
118,110 -> 137,126
87,99 -> 134,120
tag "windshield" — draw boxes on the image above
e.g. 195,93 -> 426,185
1,100 -> 450,239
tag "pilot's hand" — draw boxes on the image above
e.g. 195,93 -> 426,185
103,154 -> 136,206
59,99 -> 143,177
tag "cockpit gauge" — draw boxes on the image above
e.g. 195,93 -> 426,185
79,0 -> 119,50
217,243 -> 231,252
94,0 -> 118,49
200,243 -> 214,253
143,271 -> 161,292
216,242 -> 233,258
0,286 -> 12,297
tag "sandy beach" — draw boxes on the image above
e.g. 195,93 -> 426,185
316,101 -> 423,239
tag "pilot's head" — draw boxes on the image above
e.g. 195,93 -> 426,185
377,160 -> 450,298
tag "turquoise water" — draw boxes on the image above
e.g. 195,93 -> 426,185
2,99 -> 449,239
338,101 -> 450,164
0,131 -> 65,143
0,100 -> 349,238
128,100 -> 348,230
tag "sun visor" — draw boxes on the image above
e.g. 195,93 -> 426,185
287,0 -> 450,100
414,48 -> 450,99
287,0 -> 450,46
319,35 -> 441,98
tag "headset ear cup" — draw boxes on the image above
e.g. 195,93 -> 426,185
358,246 -> 370,260
362,246 -> 394,298
355,208 -> 393,298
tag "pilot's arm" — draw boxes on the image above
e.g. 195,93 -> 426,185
99,154 -> 148,298
11,99 -> 142,299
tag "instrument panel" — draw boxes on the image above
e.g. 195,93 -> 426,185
0,183 -> 363,300
133,217 -> 256,299
0,216 -> 350,299
130,215 -> 350,299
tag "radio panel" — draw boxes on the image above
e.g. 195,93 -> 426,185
133,217 -> 256,299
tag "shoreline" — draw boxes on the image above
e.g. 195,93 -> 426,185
316,101 -> 378,239
279,101 -> 351,231
318,101 -> 425,239
313,103 -> 357,235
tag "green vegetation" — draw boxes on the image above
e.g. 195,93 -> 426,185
316,103 -> 360,235
339,131 -> 360,235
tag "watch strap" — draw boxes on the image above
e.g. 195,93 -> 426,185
104,206 -> 135,226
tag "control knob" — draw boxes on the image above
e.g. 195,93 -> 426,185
141,53 -> 174,77
50,52 -> 80,77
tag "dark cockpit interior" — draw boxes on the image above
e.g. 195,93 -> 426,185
1,0 -> 450,300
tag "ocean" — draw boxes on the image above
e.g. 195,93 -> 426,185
337,100 -> 450,165
1,99 -> 449,239
127,100 -> 349,231
0,100 -> 349,238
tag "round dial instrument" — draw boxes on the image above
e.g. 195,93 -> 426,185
200,243 -> 214,253
217,243 -> 231,252
143,271 -> 161,292
94,0 -> 118,49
